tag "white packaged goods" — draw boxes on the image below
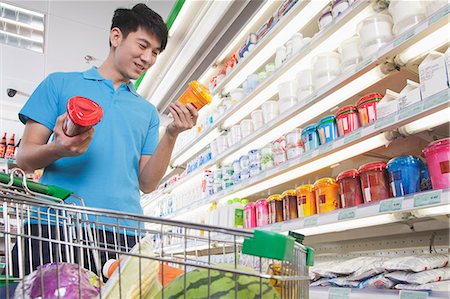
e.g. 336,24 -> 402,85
357,273 -> 396,289
377,89 -> 400,118
347,257 -> 387,281
339,36 -> 362,69
388,0 -> 426,35
382,254 -> 449,272
395,280 -> 450,291
419,51 -> 448,99
386,267 -> 450,285
398,80 -> 421,109
445,47 -> 450,85
358,14 -> 393,58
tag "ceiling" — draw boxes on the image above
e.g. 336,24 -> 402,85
0,0 -> 175,137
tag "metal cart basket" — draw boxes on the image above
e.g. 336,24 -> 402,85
0,169 -> 312,298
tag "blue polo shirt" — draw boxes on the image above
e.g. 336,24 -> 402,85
19,67 -> 160,231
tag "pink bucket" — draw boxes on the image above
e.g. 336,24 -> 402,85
423,138 -> 450,189
244,202 -> 257,228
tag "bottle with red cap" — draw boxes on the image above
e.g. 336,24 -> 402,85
5,133 -> 15,159
0,133 -> 6,158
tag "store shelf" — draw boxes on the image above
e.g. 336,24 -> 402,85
310,286 -> 450,299
163,89 -> 449,219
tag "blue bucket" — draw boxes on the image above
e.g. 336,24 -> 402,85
387,155 -> 423,197
317,115 -> 338,144
301,124 -> 320,151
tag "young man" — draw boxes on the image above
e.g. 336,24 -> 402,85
11,4 -> 197,276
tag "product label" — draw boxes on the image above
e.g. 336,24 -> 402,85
440,160 -> 450,174
364,188 -> 371,202
319,194 -> 326,204
299,195 -> 307,205
414,190 -> 442,207
325,126 -> 330,138
234,209 -> 244,228
304,216 -> 318,227
399,290 -> 428,299
338,208 -> 356,220
343,118 -> 349,131
328,287 -> 351,299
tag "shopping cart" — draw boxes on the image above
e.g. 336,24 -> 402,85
0,169 -> 313,298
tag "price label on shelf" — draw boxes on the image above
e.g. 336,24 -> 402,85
399,290 -> 428,299
391,198 -> 403,211
374,114 -> 396,129
338,208 -> 356,221
304,216 -> 318,228
379,200 -> 392,212
399,104 -> 423,120
379,198 -> 404,212
393,29 -> 415,48
414,190 -> 442,207
302,151 -> 313,161
319,142 -> 333,155
354,57 -> 373,73
344,131 -> 362,144
271,222 -> 283,232
428,5 -> 449,26
328,287 -> 351,299
423,91 -> 449,110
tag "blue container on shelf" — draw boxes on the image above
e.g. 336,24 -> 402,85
301,123 -> 320,151
386,155 -> 423,197
317,115 -> 338,144
420,163 -> 433,191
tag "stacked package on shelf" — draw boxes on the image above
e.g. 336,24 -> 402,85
310,254 -> 450,292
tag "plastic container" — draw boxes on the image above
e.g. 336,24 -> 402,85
339,36 -> 362,69
314,178 -> 340,213
389,0 -> 426,35
272,138 -> 287,166
228,198 -> 244,228
358,14 -> 393,58
246,74 -> 259,93
319,7 -> 333,30
387,156 -> 423,197
261,145 -> 274,170
278,80 -> 298,99
301,124 -> 320,151
216,135 -> 228,153
230,125 -> 242,145
268,194 -> 284,223
275,46 -> 287,69
312,52 -> 341,78
297,69 -> 314,101
244,201 -> 257,228
317,115 -> 338,144
262,100 -> 279,123
63,96 -> 104,137
285,129 -> 304,160
178,81 -> 212,111
296,184 -> 317,217
335,105 -> 360,136
356,93 -> 383,126
279,97 -> 297,114
291,32 -> 304,54
255,199 -> 270,227
332,0 -> 350,18
423,138 -> 450,189
282,189 -> 298,221
230,88 -> 245,102
420,163 -> 433,191
251,109 -> 264,130
240,119 -> 254,138
358,162 -> 390,202
336,169 -> 363,208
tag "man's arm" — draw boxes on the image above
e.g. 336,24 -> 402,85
138,102 -> 198,193
16,113 -> 94,172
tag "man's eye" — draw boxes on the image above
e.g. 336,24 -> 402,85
139,44 -> 146,49
153,51 -> 159,56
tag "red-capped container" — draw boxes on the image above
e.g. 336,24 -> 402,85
63,96 -> 103,137
335,105 -> 360,136
358,162 -> 390,202
336,169 -> 364,208
356,93 -> 383,126
423,138 -> 450,189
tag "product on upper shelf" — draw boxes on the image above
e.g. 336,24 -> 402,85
229,88 -> 245,102
317,115 -> 338,144
262,100 -> 279,123
423,138 -> 450,189
398,80 -> 421,109
4,133 -> 15,160
312,52 -> 341,90
63,96 -> 104,137
285,129 -> 303,160
336,169 -> 363,208
335,105 -> 360,136
261,145 -> 274,170
178,81 -> 212,111
255,198 -> 270,227
268,194 -> 284,223
301,124 -> 320,151
358,13 -> 393,59
356,93 -> 383,126
418,51 -> 448,99
272,137 -> 287,166
296,184 -> 317,217
240,119 -> 254,138
358,161 -> 390,202
318,6 -> 333,30
290,32 -> 304,55
332,0 -> 350,18
377,89 -> 400,118
0,132 -> 6,158
420,163 -> 433,191
251,109 -> 264,130
282,189 -> 298,221
278,80 -> 298,113
314,177 -> 340,213
244,200 -> 256,229
297,69 -> 314,101
388,0 -> 426,35
339,36 -> 362,69
275,46 -> 287,69
386,155 -> 423,197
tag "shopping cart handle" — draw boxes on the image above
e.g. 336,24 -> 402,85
242,230 -> 295,261
0,172 -> 73,200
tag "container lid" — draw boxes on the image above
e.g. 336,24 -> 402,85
282,190 -> 297,197
314,177 -> 337,188
256,198 -> 268,205
356,93 -> 384,107
387,155 -> 423,169
423,138 -> 450,155
67,96 -> 104,127
318,115 -> 335,126
302,123 -> 317,133
268,194 -> 283,201
189,81 -> 212,105
335,105 -> 358,118
296,184 -> 314,193
336,169 -> 359,181
358,161 -> 387,173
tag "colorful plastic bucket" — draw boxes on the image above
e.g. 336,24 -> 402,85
314,178 -> 340,213
244,202 -> 257,228
387,156 -> 423,197
358,162 -> 390,202
296,185 -> 317,217
336,169 -> 363,208
255,199 -> 269,227
178,81 -> 212,111
317,115 -> 338,144
301,123 -> 320,151
423,138 -> 450,189
64,96 -> 103,137
356,93 -> 383,126
282,189 -> 298,221
335,105 -> 360,136
268,194 -> 284,223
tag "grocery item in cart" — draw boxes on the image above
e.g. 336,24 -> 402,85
268,194 -> 284,223
336,169 -> 363,208
63,96 -> 104,137
296,184 -> 317,217
356,93 -> 383,126
423,138 -> 450,189
358,161 -> 390,202
317,115 -> 338,144
301,124 -> 320,151
282,189 -> 298,220
335,105 -> 360,136
314,178 -> 340,213
178,81 -> 212,111
386,155 -> 423,197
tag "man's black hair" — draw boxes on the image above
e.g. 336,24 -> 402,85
111,3 -> 168,52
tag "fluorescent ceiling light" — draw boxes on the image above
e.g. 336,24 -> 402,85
294,214 -> 399,236
223,0 -> 328,93
0,2 -> 44,17
396,23 -> 450,65
0,29 -> 42,43
223,66 -> 387,164
412,204 -> 450,218
398,107 -> 450,135
0,16 -> 44,31
225,134 -> 389,200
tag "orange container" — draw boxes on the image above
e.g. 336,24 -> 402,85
314,178 -> 340,213
178,81 -> 212,111
296,185 -> 317,217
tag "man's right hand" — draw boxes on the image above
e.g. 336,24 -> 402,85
52,113 -> 95,158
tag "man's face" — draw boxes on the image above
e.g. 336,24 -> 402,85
112,26 -> 161,81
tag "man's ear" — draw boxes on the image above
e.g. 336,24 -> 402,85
110,27 -> 123,47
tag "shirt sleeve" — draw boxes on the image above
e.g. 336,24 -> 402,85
19,74 -> 61,131
141,105 -> 160,155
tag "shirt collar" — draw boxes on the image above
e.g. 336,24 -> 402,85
83,67 -> 139,97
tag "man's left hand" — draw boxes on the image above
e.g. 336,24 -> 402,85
166,102 -> 198,139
